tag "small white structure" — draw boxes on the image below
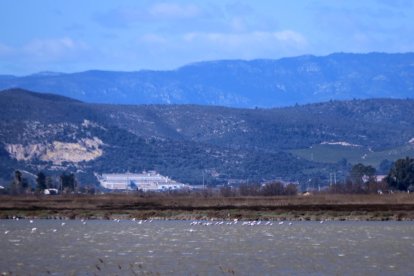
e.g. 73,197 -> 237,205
44,188 -> 59,195
362,175 -> 387,183
97,171 -> 189,191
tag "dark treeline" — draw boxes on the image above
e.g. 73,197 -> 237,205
2,171 -> 96,195
1,157 -> 414,197
326,157 -> 414,194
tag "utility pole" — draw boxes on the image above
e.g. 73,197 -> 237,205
202,171 -> 205,190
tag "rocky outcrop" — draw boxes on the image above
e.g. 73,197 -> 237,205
5,137 -> 103,164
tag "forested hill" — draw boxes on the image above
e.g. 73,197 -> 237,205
1,52 -> 414,108
95,98 -> 414,152
1,88 -> 414,186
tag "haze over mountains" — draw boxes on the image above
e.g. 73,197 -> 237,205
1,52 -> 414,108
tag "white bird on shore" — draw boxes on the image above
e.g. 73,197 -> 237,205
29,220 -> 33,223
279,221 -> 284,225
31,228 -> 37,233
4,230 -> 9,235
52,229 -> 57,232
61,222 -> 66,227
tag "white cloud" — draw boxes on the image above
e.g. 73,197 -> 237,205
183,30 -> 308,50
0,38 -> 94,75
273,30 -> 307,45
128,29 -> 310,72
22,37 -> 88,61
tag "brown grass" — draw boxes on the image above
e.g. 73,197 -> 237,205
0,193 -> 413,220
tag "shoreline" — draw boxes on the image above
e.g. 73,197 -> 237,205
1,194 -> 414,221
1,209 -> 413,222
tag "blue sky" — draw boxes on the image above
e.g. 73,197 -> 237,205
1,0 -> 413,75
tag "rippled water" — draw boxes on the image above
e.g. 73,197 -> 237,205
1,220 -> 414,275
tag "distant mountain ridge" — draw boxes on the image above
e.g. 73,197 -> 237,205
1,52 -> 414,107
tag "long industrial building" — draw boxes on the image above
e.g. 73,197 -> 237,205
97,171 -> 189,191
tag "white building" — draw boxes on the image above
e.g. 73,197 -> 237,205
97,171 -> 189,191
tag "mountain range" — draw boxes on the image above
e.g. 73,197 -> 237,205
1,52 -> 414,108
1,88 -> 414,187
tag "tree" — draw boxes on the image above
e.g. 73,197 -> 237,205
349,163 -> 376,185
21,177 -> 29,191
285,183 -> 298,195
46,176 -> 54,189
36,172 -> 47,192
239,183 -> 261,196
378,159 -> 394,174
9,170 -> 23,195
262,182 -> 284,196
387,157 -> 414,191
60,173 -> 76,193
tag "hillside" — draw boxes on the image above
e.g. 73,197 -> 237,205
1,89 -> 414,187
1,53 -> 414,108
95,98 -> 414,151
0,89 -> 324,186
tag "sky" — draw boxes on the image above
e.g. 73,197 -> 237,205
1,0 -> 414,75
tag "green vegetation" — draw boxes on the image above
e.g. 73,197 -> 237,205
8,170 -> 29,195
35,172 -> 46,192
290,144 -> 414,167
387,157 -> 414,191
2,158 -> 414,221
1,89 -> 414,187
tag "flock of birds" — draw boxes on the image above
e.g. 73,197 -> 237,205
189,219 -> 285,226
3,216 -> 326,235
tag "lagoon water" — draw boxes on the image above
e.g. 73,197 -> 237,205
1,220 -> 414,275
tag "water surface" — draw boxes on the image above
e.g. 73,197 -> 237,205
1,220 -> 413,275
